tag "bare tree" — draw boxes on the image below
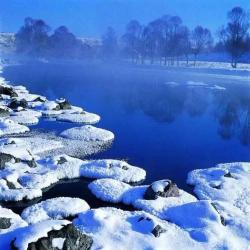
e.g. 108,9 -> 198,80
219,7 -> 250,68
191,26 -> 213,65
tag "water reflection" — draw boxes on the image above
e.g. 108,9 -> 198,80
3,63 -> 250,188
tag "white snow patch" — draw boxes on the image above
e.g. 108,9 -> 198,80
60,125 -> 114,142
21,197 -> 90,224
0,118 -> 29,136
56,112 -> 100,124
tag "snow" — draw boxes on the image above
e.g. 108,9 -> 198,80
88,178 -> 196,219
21,197 -> 90,224
60,125 -> 115,142
0,151 -> 145,201
74,207 -> 201,250
52,238 -> 65,249
187,162 -> 250,247
151,180 -> 170,192
9,108 -> 42,125
56,112 -> 100,124
0,206 -> 27,234
0,118 -> 29,136
0,220 -> 70,250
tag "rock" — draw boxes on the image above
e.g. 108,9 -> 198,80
0,217 -> 11,229
151,225 -> 167,238
0,86 -> 18,97
57,98 -> 72,110
211,203 -> 226,226
11,224 -> 93,250
26,158 -> 37,168
0,108 -> 10,117
9,99 -> 28,109
224,172 -> 233,178
33,96 -> 46,103
57,156 -> 68,165
0,153 -> 17,169
144,180 -> 180,200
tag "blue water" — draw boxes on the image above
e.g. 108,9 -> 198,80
2,62 -> 250,210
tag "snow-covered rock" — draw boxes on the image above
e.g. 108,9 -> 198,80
187,162 -> 250,247
21,197 -> 90,224
0,206 -> 27,234
56,112 -> 100,124
9,111 -> 39,125
0,118 -> 29,136
0,220 -> 71,250
60,125 -> 114,142
73,207 -> 235,250
88,178 -> 196,220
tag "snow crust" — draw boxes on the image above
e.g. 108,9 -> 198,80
56,112 -> 100,124
21,197 -> 90,224
187,162 -> 250,247
0,206 -> 27,234
0,118 -> 29,136
60,125 -> 115,142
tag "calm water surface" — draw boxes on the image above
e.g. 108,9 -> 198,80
3,62 -> 250,211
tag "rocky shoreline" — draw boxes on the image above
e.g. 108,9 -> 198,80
0,64 -> 249,249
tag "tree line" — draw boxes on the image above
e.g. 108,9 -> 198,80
15,6 -> 250,68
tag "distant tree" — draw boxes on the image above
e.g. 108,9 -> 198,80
122,20 -> 142,62
101,27 -> 118,60
15,17 -> 50,56
219,7 -> 250,68
49,26 -> 82,58
191,26 -> 213,65
178,26 -> 191,64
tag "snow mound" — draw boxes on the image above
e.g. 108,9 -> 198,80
0,219 -> 70,250
88,178 -> 196,219
0,206 -> 27,234
56,112 -> 100,124
60,125 -> 114,142
74,207 -> 201,250
0,118 -> 29,136
79,159 -> 146,183
9,109 -> 42,125
21,197 -> 90,224
187,162 -> 250,246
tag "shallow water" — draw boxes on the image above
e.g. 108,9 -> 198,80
3,62 -> 250,209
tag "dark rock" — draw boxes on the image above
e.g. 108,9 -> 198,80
211,203 -> 226,226
11,224 -> 92,250
144,180 -> 180,200
0,86 -> 18,97
33,97 -> 46,102
26,159 -> 37,168
0,153 -> 17,169
0,108 -> 10,117
224,172 -> 233,178
151,225 -> 166,238
57,157 -> 68,165
8,99 -> 28,109
58,99 -> 71,110
0,217 -> 11,229
121,165 -> 129,170
6,180 -> 16,189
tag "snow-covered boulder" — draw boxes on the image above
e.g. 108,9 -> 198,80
0,118 -> 29,136
144,180 -> 180,200
56,112 -> 100,124
21,197 -> 90,224
187,162 -> 250,247
88,178 -> 196,220
73,207 -> 235,250
60,125 -> 114,142
9,109 -> 42,125
0,206 -> 27,234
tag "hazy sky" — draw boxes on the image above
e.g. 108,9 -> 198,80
0,0 -> 249,38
